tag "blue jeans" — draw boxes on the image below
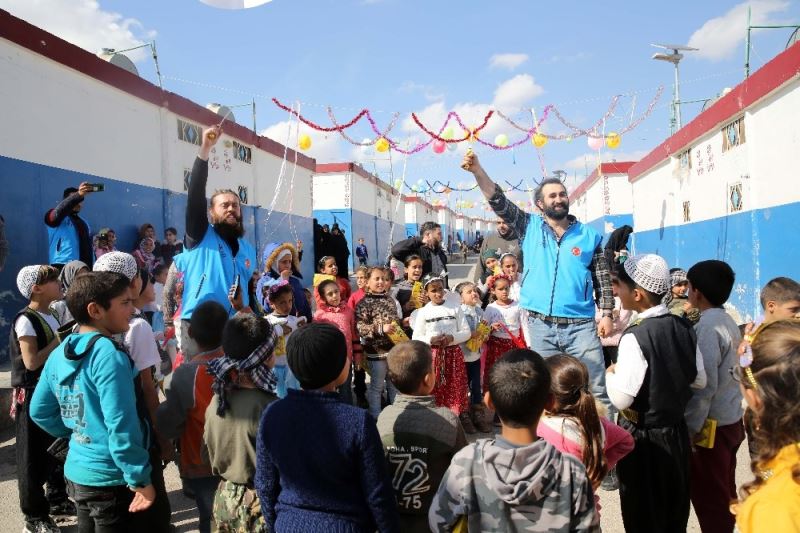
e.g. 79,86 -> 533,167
183,476 -> 221,533
465,360 -> 482,405
367,357 -> 396,419
274,365 -> 301,398
523,315 -> 611,411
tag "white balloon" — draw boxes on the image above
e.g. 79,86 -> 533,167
447,142 -> 457,152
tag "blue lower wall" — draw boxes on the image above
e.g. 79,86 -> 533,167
313,208 -> 406,270
632,202 -> 800,321
405,223 -> 418,238
0,154 -> 313,360
584,213 -> 634,244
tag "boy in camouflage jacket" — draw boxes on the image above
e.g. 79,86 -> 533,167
428,349 -> 599,532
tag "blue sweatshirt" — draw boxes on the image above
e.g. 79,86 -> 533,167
256,389 -> 399,533
30,333 -> 152,488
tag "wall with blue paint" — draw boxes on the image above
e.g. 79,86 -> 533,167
583,214 -> 634,244
405,223 -> 418,238
312,207 -> 406,270
632,201 -> 800,321
0,155 -> 314,361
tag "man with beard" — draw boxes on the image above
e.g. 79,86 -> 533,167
177,125 -> 256,359
391,221 -> 449,288
44,183 -> 96,267
463,152 -> 614,410
472,218 -> 522,284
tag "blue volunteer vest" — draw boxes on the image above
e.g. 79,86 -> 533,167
176,225 -> 256,320
519,215 -> 602,319
47,215 -> 88,264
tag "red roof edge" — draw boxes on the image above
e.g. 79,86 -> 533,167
628,41 -> 800,183
568,161 -> 636,201
314,162 -> 400,196
0,9 -> 316,171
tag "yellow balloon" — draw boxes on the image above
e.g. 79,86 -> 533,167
532,133 -> 548,148
375,137 -> 390,153
298,134 -> 312,150
606,132 -> 621,149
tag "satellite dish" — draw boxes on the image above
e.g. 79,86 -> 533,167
651,43 -> 699,52
97,49 -> 139,76
788,28 -> 799,49
199,0 -> 273,8
206,103 -> 236,124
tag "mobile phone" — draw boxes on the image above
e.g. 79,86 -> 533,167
89,183 -> 105,192
231,274 -> 241,299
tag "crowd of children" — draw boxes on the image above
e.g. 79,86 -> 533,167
8,235 -> 800,532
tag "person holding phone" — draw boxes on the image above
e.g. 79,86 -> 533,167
44,182 -> 98,268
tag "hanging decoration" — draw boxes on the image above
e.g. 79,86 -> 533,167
270,87 -> 662,153
587,134 -> 604,151
606,132 -> 621,149
532,133 -> 548,147
298,134 -> 312,150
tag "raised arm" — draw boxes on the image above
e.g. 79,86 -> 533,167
44,183 -> 93,227
462,151 -> 530,239
185,126 -> 221,248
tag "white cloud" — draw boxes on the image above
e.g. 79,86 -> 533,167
688,0 -> 790,61
492,74 -> 544,112
260,121 -> 342,162
0,0 -> 157,61
489,53 -> 529,70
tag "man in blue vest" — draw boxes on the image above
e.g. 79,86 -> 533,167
176,125 -> 256,359
44,183 -> 95,267
463,152 -> 615,408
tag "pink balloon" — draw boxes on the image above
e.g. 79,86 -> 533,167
587,135 -> 604,151
432,140 -> 446,154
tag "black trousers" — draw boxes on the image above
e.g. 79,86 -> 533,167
617,418 -> 691,533
139,446 -> 172,532
16,392 -> 67,522
68,480 -> 147,533
353,366 -> 367,398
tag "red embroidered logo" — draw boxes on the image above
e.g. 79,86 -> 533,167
571,247 -> 581,256
245,259 -> 251,269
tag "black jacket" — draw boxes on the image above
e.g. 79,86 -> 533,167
391,237 -> 449,286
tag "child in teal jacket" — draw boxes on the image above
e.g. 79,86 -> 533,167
30,271 -> 156,530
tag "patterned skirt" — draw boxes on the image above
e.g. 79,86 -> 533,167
431,344 -> 469,416
483,336 -> 516,394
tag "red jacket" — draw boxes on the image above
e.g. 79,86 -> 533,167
314,303 -> 362,364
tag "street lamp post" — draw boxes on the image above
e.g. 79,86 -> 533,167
651,44 -> 698,135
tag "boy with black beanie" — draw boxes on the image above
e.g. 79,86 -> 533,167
685,260 -> 744,533
255,322 -> 399,533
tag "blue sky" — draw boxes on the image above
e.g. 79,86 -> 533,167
4,0 -> 799,217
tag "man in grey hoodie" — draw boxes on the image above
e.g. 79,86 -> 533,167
428,349 -> 599,532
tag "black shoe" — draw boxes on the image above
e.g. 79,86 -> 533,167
49,500 -> 76,517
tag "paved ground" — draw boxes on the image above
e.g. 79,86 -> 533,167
0,255 -> 752,532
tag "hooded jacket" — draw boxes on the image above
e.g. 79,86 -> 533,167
30,333 -> 152,488
428,437 -> 599,532
256,242 -> 312,321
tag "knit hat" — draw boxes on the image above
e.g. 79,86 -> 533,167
670,268 -> 688,287
17,265 -> 44,299
287,322 -> 347,390
93,251 -> 138,281
623,254 -> 670,295
481,248 -> 501,262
